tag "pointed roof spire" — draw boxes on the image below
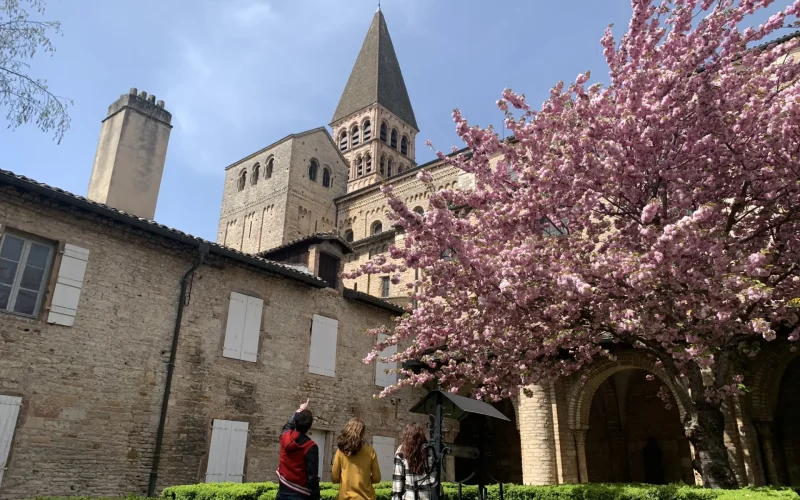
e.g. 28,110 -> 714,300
331,9 -> 418,131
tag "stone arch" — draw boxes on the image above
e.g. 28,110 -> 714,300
746,343 -> 799,422
567,353 -> 688,431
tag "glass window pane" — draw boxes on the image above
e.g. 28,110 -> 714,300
20,264 -> 45,291
13,288 -> 37,315
0,258 -> 19,286
0,235 -> 24,261
0,283 -> 11,310
26,243 -> 51,268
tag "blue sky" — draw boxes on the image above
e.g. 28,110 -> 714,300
1,0 -> 791,241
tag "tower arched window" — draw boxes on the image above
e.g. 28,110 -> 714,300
387,159 -> 393,177
344,229 -> 354,243
339,130 -> 348,151
356,156 -> 364,177
390,129 -> 398,149
265,157 -> 274,179
365,153 -> 373,173
363,120 -> 372,141
413,206 -> 424,215
379,155 -> 386,175
351,125 -> 360,146
252,163 -> 260,185
371,221 -> 383,235
322,167 -> 331,188
308,160 -> 319,182
238,170 -> 247,191
380,122 -> 387,142
401,136 -> 408,155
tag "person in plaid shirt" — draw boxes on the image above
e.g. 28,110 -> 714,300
392,423 -> 438,500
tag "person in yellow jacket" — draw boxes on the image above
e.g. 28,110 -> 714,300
331,418 -> 382,500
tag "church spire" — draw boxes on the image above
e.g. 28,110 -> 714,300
331,9 -> 418,131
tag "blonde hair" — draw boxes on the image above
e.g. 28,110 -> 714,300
337,418 -> 366,456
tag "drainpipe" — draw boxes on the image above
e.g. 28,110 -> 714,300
148,243 -> 209,497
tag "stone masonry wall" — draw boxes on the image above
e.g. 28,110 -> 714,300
0,184 -> 424,499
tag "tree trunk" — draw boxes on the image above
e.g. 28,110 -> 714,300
684,404 -> 738,488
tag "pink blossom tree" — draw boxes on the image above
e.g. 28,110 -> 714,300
347,0 -> 800,489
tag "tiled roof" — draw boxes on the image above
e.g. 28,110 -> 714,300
259,232 -> 356,257
0,169 -> 328,288
331,9 -> 418,131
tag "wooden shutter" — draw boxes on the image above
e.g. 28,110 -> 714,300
206,419 -> 248,483
0,395 -> 23,486
205,419 -> 231,482
223,292 -> 247,360
309,315 -> 338,377
306,429 -> 327,480
225,421 -> 249,482
375,334 -> 398,388
372,436 -> 396,482
240,296 -> 263,362
47,244 -> 89,326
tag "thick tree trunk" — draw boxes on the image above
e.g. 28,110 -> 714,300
684,404 -> 738,489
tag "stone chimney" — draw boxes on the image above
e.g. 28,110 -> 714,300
87,88 -> 173,220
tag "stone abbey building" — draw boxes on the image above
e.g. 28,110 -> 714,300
0,8 -> 798,499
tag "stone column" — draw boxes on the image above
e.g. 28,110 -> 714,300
753,420 -> 781,485
518,384 -> 558,484
572,428 -> 589,483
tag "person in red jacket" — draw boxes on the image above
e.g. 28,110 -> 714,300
277,399 -> 320,500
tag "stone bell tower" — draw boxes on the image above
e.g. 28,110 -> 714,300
330,8 -> 419,193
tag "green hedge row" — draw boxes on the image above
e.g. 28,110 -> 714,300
31,483 -> 800,500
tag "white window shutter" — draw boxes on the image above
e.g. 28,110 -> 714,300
375,334 -> 398,388
205,419 -> 231,483
306,429 -> 327,480
372,436 -> 396,482
240,296 -> 263,362
223,292 -> 247,360
225,421 -> 249,482
0,395 -> 22,487
309,315 -> 338,377
47,244 -> 89,326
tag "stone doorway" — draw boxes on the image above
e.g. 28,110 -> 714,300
776,357 -> 800,485
584,369 -> 694,484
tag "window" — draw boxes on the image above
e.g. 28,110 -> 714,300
265,158 -> 274,179
365,154 -> 373,173
351,125 -> 360,146
375,332 -> 398,388
344,230 -> 354,243
223,291 -> 263,362
363,120 -> 372,141
401,136 -> 408,155
387,159 -> 393,177
380,122 -> 387,142
205,419 -> 249,483
322,168 -> 332,188
541,216 -> 569,237
380,277 -> 390,297
309,314 -> 338,377
390,129 -> 398,149
0,232 -> 56,318
252,163 -> 260,186
441,248 -> 456,261
339,130 -> 348,151
373,435 -> 397,481
238,170 -> 247,191
319,253 -> 340,289
379,156 -> 386,175
309,160 -> 319,182
413,206 -> 424,215
356,156 -> 364,177
371,221 -> 383,235
0,394 -> 22,486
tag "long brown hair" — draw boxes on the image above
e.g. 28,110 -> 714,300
337,418 -> 365,456
401,423 -> 428,474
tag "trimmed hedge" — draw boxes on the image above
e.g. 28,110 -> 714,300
30,483 -> 800,500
